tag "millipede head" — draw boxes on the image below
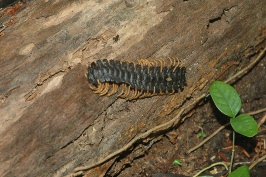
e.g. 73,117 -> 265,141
87,63 -> 98,86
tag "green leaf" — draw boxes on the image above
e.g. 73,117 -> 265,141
209,81 -> 241,117
173,159 -> 182,166
197,132 -> 207,138
230,114 -> 258,137
228,165 -> 250,177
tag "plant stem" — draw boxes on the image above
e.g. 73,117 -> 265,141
249,153 -> 266,170
193,162 -> 228,177
229,131 -> 235,173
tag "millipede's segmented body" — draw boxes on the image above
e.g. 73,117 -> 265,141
87,58 -> 186,100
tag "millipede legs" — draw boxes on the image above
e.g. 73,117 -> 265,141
138,58 -> 181,72
93,81 -> 157,100
107,83 -> 119,96
118,84 -> 131,98
99,82 -> 109,96
94,81 -> 118,96
171,57 -> 181,71
92,82 -> 177,100
94,81 -> 105,94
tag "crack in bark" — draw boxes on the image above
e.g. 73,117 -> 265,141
207,5 -> 238,28
0,86 -> 20,105
43,100 -> 118,165
58,98 -> 118,152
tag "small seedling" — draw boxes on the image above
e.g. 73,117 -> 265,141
173,159 -> 182,166
209,81 -> 258,137
209,81 -> 258,176
197,132 -> 207,138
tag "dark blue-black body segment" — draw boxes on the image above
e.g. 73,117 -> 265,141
88,59 -> 186,93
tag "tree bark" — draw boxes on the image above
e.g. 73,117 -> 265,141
0,0 -> 265,176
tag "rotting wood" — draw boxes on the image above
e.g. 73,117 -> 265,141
0,0 -> 265,176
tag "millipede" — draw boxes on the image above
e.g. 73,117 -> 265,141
87,58 -> 186,100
